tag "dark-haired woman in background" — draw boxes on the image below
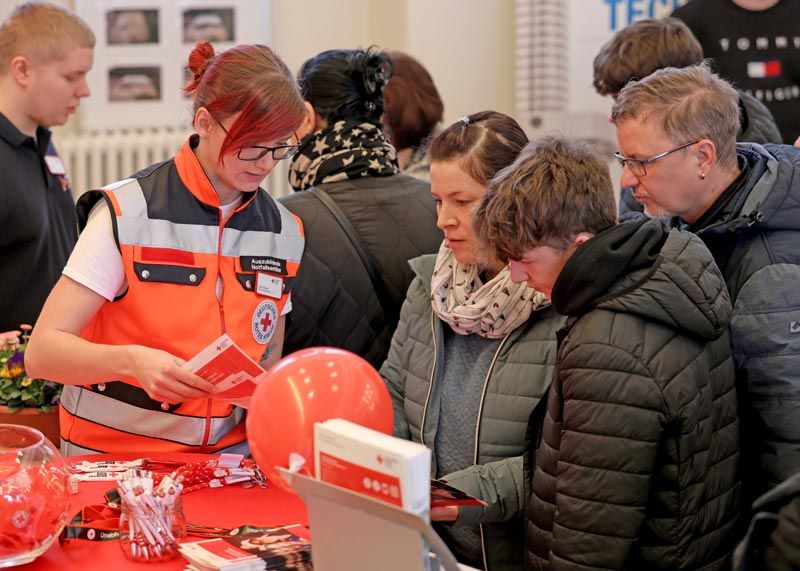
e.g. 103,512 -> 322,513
381,112 -> 563,571
382,50 -> 444,182
27,42 -> 306,455
279,47 -> 442,369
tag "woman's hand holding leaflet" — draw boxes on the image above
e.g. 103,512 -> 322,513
128,345 -> 215,403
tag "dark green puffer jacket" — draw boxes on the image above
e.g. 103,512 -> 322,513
381,254 -> 564,571
525,218 -> 740,571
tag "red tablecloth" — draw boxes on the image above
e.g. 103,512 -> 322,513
20,453 -> 308,570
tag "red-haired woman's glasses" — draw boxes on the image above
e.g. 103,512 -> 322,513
236,140 -> 300,161
213,115 -> 301,161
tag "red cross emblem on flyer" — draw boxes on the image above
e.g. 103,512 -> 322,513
11,510 -> 30,528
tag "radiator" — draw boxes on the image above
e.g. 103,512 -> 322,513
55,128 -> 294,200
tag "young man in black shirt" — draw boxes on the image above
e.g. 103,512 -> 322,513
0,3 -> 95,332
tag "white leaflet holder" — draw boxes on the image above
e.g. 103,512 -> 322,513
278,468 -> 473,571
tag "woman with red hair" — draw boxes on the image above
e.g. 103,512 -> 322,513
27,42 -> 306,456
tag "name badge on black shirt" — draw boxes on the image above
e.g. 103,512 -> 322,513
44,155 -> 66,175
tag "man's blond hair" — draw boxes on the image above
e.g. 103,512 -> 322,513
0,2 -> 95,72
611,63 -> 739,170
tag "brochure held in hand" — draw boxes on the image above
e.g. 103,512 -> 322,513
182,334 -> 266,408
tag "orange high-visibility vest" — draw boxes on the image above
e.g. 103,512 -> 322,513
59,136 -> 305,456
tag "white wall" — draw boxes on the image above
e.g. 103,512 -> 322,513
271,0 -> 515,126
405,0 -> 516,123
0,0 -> 69,21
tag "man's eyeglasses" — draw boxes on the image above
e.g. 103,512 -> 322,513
212,114 -> 300,161
613,140 -> 700,177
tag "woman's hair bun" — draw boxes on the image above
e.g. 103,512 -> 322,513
186,41 -> 216,86
361,49 -> 392,98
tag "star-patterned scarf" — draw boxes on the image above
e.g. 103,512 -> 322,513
288,120 -> 399,191
430,242 -> 550,339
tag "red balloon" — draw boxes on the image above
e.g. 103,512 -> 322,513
246,347 -> 393,492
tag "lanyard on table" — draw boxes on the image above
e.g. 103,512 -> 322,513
61,503 -> 122,542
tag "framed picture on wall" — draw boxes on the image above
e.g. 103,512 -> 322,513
108,66 -> 161,101
183,7 -> 235,43
106,9 -> 159,44
76,0 -> 271,131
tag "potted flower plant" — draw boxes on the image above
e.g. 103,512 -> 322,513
0,325 -> 62,445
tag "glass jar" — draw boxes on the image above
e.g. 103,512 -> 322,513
0,424 -> 70,568
118,495 -> 186,562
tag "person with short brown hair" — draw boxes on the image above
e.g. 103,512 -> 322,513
593,17 -> 703,97
381,112 -> 564,571
612,63 -> 800,503
0,2 -> 94,333
382,51 -> 444,181
474,138 -> 617,259
593,17 -> 781,216
476,136 -> 740,570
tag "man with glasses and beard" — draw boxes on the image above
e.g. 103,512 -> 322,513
612,62 -> 800,506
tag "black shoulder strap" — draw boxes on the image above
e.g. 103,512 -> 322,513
307,187 -> 397,324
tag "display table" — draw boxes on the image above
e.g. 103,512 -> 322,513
20,453 -> 307,570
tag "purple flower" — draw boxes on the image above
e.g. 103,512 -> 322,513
8,352 -> 24,368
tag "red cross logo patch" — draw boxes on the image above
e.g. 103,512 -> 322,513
252,300 -> 279,345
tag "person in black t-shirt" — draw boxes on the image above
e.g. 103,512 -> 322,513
672,0 -> 800,144
0,3 -> 95,332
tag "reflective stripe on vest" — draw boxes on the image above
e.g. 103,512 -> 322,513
113,178 -> 304,259
60,439 -> 102,457
61,385 -> 244,447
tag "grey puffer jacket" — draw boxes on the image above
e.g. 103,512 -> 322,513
525,218 -> 740,571
691,143 -> 800,500
381,254 -> 564,571
279,174 -> 442,369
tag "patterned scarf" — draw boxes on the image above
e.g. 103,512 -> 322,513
288,120 -> 399,191
431,242 -> 550,339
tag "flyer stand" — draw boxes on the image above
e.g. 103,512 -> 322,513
278,468 -> 466,571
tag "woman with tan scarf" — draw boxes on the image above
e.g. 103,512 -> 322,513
381,112 -> 564,571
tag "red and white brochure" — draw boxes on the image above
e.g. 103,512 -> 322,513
182,334 -> 266,409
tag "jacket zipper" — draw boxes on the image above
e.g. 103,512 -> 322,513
419,311 -> 437,447
200,209 -> 229,450
475,331 -> 513,571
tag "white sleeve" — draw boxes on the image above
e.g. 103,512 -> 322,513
62,201 -> 126,301
282,293 -> 292,316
